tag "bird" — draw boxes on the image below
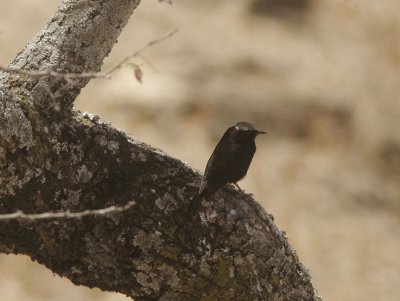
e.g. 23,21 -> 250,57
199,121 -> 266,198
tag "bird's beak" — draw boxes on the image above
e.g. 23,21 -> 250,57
255,130 -> 267,135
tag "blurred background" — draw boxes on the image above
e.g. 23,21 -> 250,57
1,0 -> 400,300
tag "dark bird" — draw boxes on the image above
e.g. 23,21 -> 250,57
199,121 -> 266,198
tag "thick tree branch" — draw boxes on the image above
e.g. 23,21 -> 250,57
0,0 -> 322,300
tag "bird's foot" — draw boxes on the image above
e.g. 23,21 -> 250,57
233,182 -> 243,191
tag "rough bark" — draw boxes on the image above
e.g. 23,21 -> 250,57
0,1 -> 322,300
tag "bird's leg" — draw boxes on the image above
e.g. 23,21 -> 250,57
233,182 -> 254,196
233,182 -> 244,192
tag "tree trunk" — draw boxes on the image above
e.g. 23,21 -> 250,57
0,1 -> 322,300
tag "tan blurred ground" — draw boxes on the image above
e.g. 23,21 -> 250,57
1,0 -> 400,300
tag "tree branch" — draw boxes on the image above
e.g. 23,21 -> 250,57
0,0 -> 322,300
0,29 -> 178,83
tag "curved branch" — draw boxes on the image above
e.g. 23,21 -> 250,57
0,1 -> 322,300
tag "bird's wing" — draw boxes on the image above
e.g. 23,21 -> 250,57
240,147 -> 255,177
203,141 -> 230,178
199,127 -> 235,195
202,134 -> 234,179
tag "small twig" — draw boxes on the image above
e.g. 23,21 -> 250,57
139,55 -> 159,72
0,29 -> 178,82
0,201 -> 136,221
105,29 -> 178,76
0,65 -> 107,80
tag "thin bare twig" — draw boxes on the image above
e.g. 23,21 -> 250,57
0,201 -> 136,221
104,29 -> 178,76
0,66 -> 111,80
0,29 -> 178,82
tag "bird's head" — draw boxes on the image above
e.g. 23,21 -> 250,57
232,121 -> 266,143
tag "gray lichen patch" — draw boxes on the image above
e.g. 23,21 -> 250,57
82,233 -> 119,271
76,164 -> 93,183
0,91 -> 34,152
59,188 -> 82,208
0,159 -> 44,196
106,140 -> 119,154
132,229 -> 163,251
155,192 -> 179,214
81,111 -> 100,122
95,134 -> 108,147
131,150 -> 147,162
132,258 -> 180,296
